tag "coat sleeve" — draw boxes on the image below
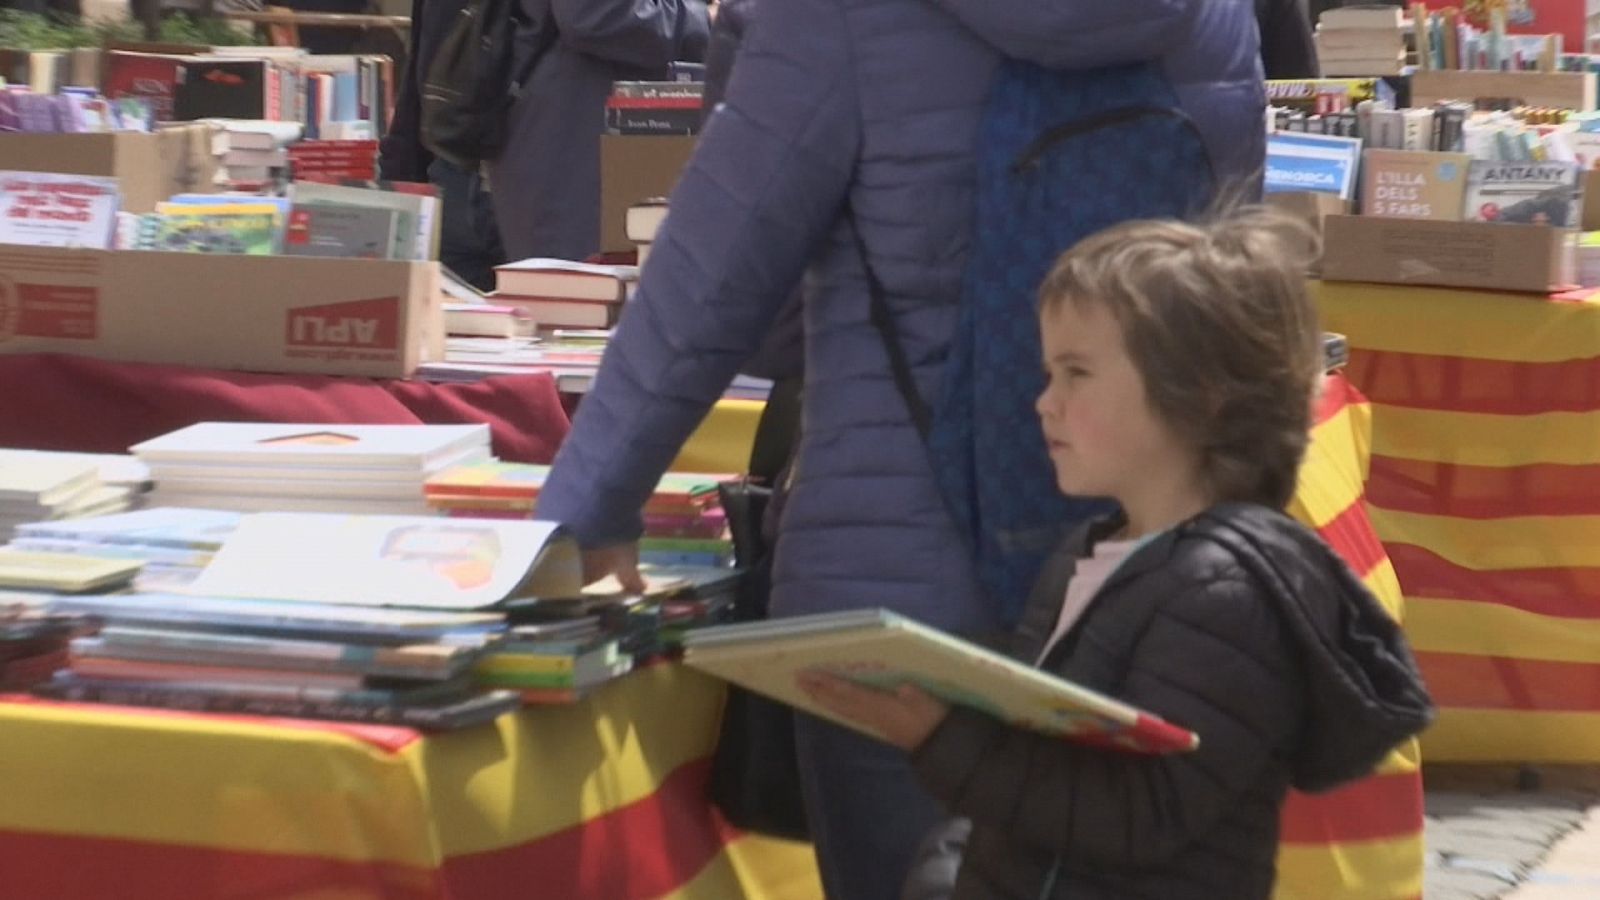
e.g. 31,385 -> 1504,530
909,577 -> 1304,867
550,0 -> 711,69
534,0 -> 859,547
925,0 -> 1199,69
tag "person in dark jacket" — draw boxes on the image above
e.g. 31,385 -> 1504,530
489,0 -> 709,262
800,210 -> 1434,900
1258,0 -> 1320,78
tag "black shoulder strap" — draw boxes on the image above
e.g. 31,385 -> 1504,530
846,208 -> 933,439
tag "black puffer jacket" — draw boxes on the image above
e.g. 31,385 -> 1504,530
907,503 -> 1433,900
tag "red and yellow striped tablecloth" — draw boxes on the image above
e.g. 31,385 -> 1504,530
1318,281 -> 1600,763
0,664 -> 822,899
1276,375 -> 1424,900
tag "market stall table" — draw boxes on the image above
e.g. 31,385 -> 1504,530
1317,281 -> 1600,763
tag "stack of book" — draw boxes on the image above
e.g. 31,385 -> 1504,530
204,119 -> 304,190
8,507 -> 242,591
472,616 -> 635,704
37,592 -> 519,730
133,422 -> 493,515
0,450 -> 143,542
491,258 -> 638,330
1315,6 -> 1408,76
627,197 -> 667,269
1,608 -> 100,690
0,547 -> 142,593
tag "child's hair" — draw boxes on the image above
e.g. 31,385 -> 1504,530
1037,208 -> 1322,510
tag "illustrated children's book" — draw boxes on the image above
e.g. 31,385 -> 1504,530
186,513 -> 582,610
684,608 -> 1199,754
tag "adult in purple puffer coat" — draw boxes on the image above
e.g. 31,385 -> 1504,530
535,2 -> 1266,896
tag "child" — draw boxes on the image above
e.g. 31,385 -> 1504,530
798,210 -> 1434,900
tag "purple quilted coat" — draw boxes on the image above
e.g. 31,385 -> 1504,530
535,0 -> 1266,633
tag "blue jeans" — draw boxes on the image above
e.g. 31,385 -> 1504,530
428,158 -> 505,292
794,713 -> 947,900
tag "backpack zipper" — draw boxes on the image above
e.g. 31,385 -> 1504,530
1011,106 -> 1195,175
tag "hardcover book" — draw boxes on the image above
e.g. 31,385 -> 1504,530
684,608 -> 1199,754
1464,160 -> 1583,227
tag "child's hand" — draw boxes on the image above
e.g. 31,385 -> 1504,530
796,670 -> 950,751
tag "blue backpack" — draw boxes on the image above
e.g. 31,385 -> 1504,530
864,60 -> 1215,627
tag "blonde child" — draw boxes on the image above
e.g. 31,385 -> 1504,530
800,211 -> 1433,899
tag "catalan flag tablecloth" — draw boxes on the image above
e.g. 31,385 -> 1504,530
1317,280 -> 1600,763
0,664 -> 822,899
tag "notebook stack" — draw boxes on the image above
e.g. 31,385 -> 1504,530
473,615 -> 635,704
133,423 -> 493,515
490,258 -> 639,331
0,450 -> 144,542
37,592 -> 519,731
1315,5 -> 1408,76
9,507 -> 241,591
424,460 -> 736,565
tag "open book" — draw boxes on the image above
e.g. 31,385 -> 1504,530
684,609 -> 1198,755
185,513 -> 581,610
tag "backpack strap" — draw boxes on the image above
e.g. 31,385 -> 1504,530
846,207 -> 933,439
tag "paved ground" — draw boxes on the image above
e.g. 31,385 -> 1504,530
1425,766 -> 1600,900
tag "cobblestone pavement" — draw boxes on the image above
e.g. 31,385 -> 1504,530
1425,766 -> 1600,900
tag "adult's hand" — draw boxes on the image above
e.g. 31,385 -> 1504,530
582,542 -> 645,592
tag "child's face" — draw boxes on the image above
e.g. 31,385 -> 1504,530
1035,299 -> 1200,504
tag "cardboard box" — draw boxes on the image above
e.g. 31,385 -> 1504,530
1410,69 -> 1598,111
0,246 -> 441,379
0,126 -> 219,214
1320,214 -> 1575,293
599,134 -> 696,252
1265,191 -> 1350,234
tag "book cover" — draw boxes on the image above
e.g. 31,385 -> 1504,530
1265,133 -> 1363,200
15,507 -> 240,550
684,608 -> 1199,754
284,202 -> 400,259
173,58 -> 270,121
131,422 -> 490,470
1464,160 -> 1583,226
289,180 -> 431,261
1360,150 -> 1471,220
187,513 -> 582,610
136,205 -> 282,255
0,171 -> 120,249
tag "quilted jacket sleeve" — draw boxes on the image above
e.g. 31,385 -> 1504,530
927,0 -> 1199,69
535,0 -> 859,547
550,0 -> 711,69
909,576 -> 1304,867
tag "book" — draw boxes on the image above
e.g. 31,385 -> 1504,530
490,297 -> 620,330
1464,161 -> 1583,227
494,259 -> 639,303
1264,132 -> 1363,200
132,422 -> 490,470
91,626 -> 477,680
283,202 -> 401,259
289,181 -> 435,261
48,592 -> 505,645
444,304 -> 536,339
1360,149 -> 1471,220
16,508 -> 240,550
0,452 -> 101,506
1318,6 -> 1405,29
625,198 -> 669,244
0,171 -> 120,249
0,550 -> 142,593
136,204 -> 283,255
187,513 -> 582,610
684,608 -> 1199,754
35,674 -> 522,731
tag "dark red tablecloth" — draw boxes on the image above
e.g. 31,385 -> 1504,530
0,354 -> 570,463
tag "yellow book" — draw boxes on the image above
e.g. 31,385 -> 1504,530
0,549 -> 142,593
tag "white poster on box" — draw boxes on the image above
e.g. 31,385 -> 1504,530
0,171 -> 119,249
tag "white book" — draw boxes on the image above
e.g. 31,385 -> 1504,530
146,443 -> 489,485
290,181 -> 438,263
16,507 -> 241,550
0,451 -> 102,506
625,198 -> 669,243
187,513 -> 583,610
131,423 -> 490,470
145,490 -> 434,517
495,258 -> 640,303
